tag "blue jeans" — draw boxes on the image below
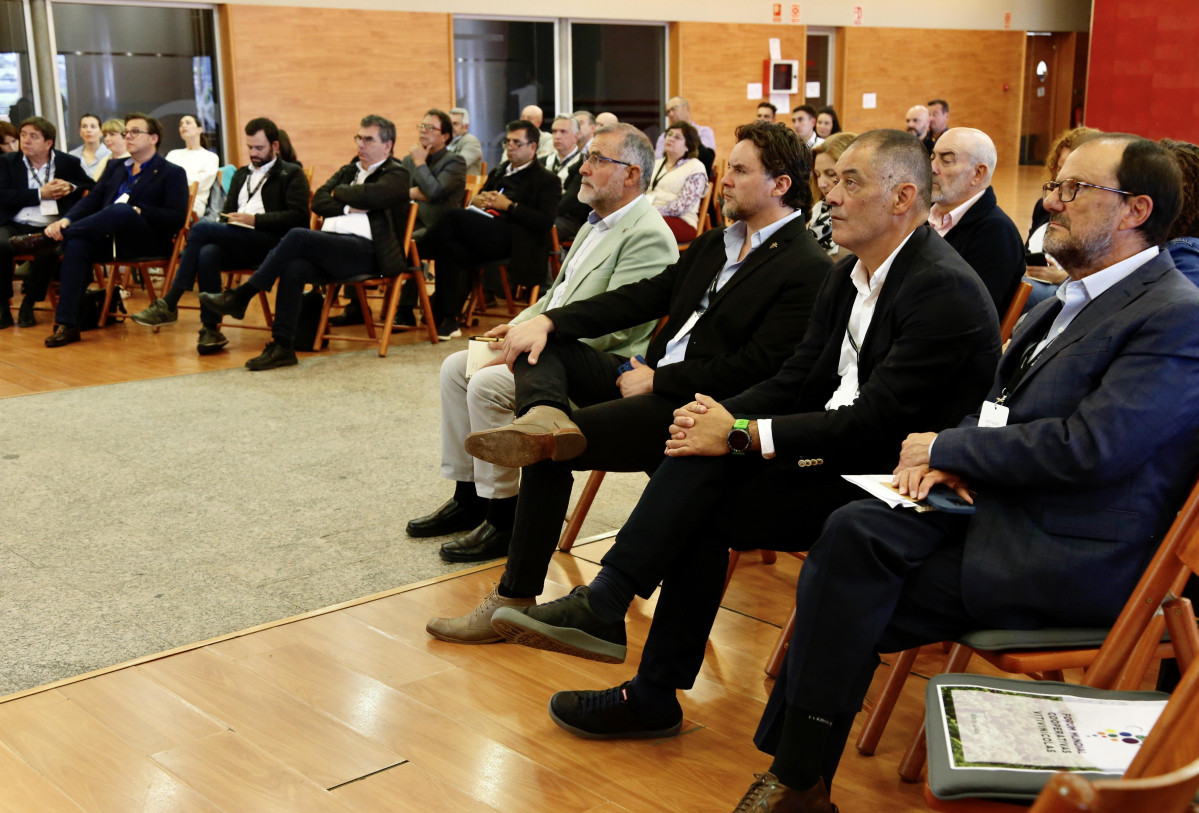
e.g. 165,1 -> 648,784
248,228 -> 378,343
171,220 -> 281,327
55,203 -> 170,326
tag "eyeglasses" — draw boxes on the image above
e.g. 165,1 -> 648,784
582,151 -> 634,169
353,135 -> 379,144
1043,178 -> 1134,203
122,129 -> 148,138
416,124 -> 442,132
504,139 -> 533,147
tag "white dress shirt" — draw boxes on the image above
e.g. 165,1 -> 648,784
321,157 -> 386,240
547,194 -> 643,309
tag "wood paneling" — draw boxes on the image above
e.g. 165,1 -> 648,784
221,6 -> 453,178
674,22 -> 808,161
837,27 -> 1026,166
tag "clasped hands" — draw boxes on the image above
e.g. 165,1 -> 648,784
665,393 -> 738,457
473,190 -> 512,212
891,431 -> 972,504
40,179 -> 74,200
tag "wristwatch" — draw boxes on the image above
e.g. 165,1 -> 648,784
726,418 -> 752,455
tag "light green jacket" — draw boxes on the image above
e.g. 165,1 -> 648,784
511,194 -> 678,358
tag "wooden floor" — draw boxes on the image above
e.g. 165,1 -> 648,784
0,164 -> 1057,812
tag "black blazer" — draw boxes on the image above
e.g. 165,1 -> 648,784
224,159 -> 310,234
312,156 -> 410,278
0,149 -> 94,225
942,186 -> 1026,314
724,224 -> 1001,472
64,152 -> 189,255
546,216 -> 833,404
483,161 -> 561,286
556,161 -> 591,233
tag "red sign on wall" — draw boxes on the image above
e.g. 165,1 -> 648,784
852,5 -> 864,26
1004,11 -> 1012,30
791,4 -> 802,23
773,3 -> 782,23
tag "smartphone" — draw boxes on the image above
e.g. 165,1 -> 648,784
617,355 -> 646,374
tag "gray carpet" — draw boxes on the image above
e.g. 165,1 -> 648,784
0,345 -> 647,696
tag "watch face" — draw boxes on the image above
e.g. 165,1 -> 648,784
728,428 -> 752,453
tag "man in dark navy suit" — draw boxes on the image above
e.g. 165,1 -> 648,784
0,116 -> 93,328
43,112 -> 189,347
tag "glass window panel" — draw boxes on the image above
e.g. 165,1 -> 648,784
0,0 -> 35,124
570,23 -> 664,144
51,3 -> 222,158
453,18 -> 555,172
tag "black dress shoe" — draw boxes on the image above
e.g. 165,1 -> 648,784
406,497 -> 485,538
198,290 -> 248,320
490,585 -> 628,663
439,521 -> 512,563
45,323 -> 81,347
329,298 -> 365,326
393,308 -> 416,328
17,297 -> 35,328
10,232 -> 52,253
245,341 -> 298,371
549,681 -> 683,740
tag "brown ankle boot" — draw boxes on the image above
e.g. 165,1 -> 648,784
731,772 -> 838,812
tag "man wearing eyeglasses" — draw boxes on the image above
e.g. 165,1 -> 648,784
419,119 -> 561,340
423,121 -> 833,645
0,116 -> 93,329
40,112 -> 188,347
719,135 -> 1199,810
201,114 -> 410,370
928,127 -> 1025,314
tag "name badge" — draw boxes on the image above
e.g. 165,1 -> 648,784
979,400 -> 1009,428
40,198 -> 58,215
114,193 -> 130,205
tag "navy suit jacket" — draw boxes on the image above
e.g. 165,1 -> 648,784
933,251 -> 1199,628
942,186 -> 1026,315
64,152 -> 189,253
0,149 -> 94,225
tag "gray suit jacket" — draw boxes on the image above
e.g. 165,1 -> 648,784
512,195 -> 678,358
402,147 -> 465,231
932,251 -> 1199,628
448,133 -> 483,175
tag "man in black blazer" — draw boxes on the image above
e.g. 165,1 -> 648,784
423,121 -> 832,643
201,114 -> 409,370
930,127 -> 1026,314
488,131 -> 1001,759
43,112 -> 189,347
419,119 -> 560,339
130,117 -> 309,354
0,116 -> 93,328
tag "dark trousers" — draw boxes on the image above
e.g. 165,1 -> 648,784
1,221 -> 58,303
55,204 -> 170,325
171,220 -> 280,327
248,229 -> 377,344
753,499 -> 977,785
422,207 -> 512,321
501,335 -> 678,596
600,453 -> 862,691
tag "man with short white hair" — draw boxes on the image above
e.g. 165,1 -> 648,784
521,104 -> 554,158
654,97 -> 715,157
448,107 -> 483,175
543,115 -> 582,183
905,104 -> 934,152
929,127 -> 1025,313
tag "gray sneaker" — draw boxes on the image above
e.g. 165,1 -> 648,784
197,327 -> 229,355
131,298 -> 178,327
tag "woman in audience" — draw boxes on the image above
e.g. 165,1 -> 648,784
68,113 -> 110,180
276,129 -> 300,165
647,121 -> 707,242
165,113 -> 219,218
815,107 -> 841,139
1022,126 -> 1100,308
100,119 -> 128,170
1159,138 -> 1199,286
0,121 -> 17,153
806,132 -> 855,256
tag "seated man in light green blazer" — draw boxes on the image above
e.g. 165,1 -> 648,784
407,123 -> 679,571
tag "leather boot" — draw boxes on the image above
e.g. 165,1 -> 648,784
464,405 -> 585,468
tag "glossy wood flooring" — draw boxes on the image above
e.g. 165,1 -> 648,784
0,164 -> 1055,812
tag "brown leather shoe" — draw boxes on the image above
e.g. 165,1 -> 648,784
732,773 -> 838,812
44,323 -> 81,348
464,405 -> 586,468
10,232 -> 52,253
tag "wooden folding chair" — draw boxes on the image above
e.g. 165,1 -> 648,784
919,473 -> 1199,810
313,201 -> 437,353
95,182 -> 198,326
463,174 -> 486,208
677,183 -> 714,252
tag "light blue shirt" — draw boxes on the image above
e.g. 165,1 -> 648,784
658,208 -> 806,367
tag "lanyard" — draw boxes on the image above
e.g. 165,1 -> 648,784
243,169 -> 269,204
25,156 -> 52,188
649,159 -> 671,191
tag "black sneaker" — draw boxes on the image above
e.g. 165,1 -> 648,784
197,327 -> 229,355
549,682 -> 683,740
394,308 -> 417,328
436,317 -> 462,340
245,341 -> 297,371
490,585 -> 627,663
199,290 -> 248,320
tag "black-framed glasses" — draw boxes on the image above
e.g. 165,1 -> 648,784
1043,178 -> 1134,203
582,151 -> 634,169
504,138 -> 533,147
122,129 -> 147,138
